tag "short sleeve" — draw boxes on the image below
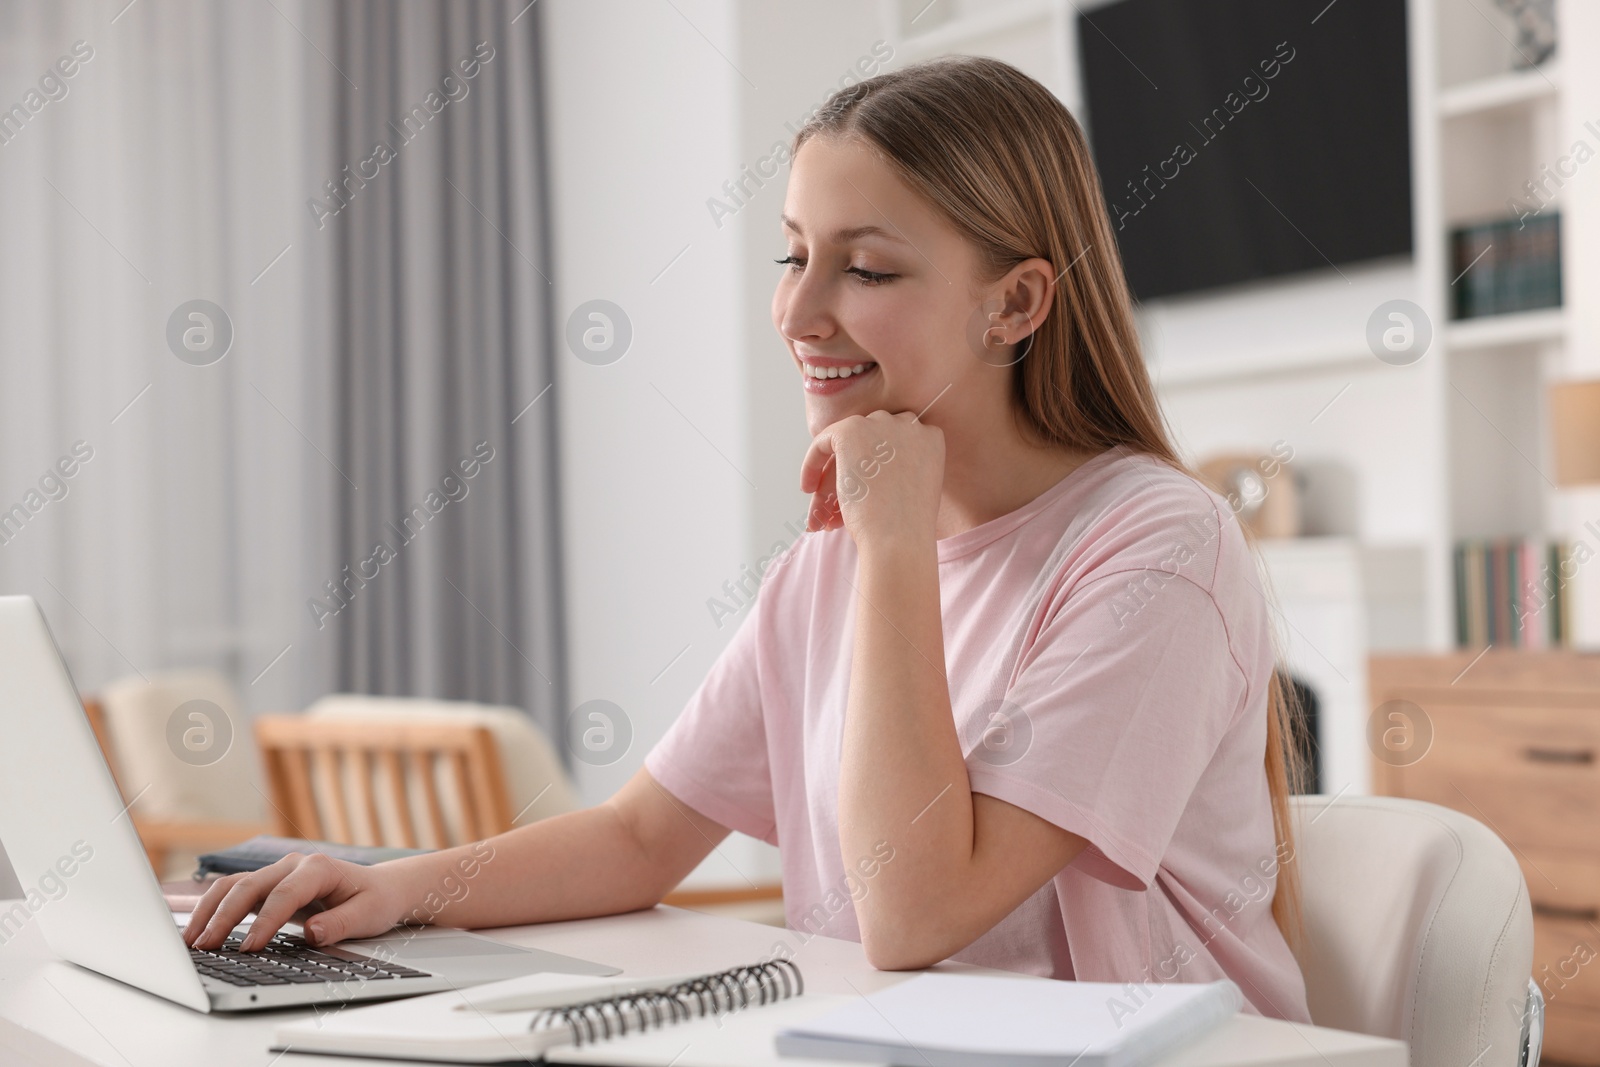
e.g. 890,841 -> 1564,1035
964,567 -> 1247,891
643,592 -> 778,845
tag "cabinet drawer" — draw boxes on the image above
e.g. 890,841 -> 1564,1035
1544,1000 -> 1600,1066
1518,851 -> 1600,928
1533,916 -> 1600,1014
1395,704 -> 1600,851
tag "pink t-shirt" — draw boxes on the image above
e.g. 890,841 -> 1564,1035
644,444 -> 1311,1022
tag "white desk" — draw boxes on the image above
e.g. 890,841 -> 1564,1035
0,901 -> 1405,1067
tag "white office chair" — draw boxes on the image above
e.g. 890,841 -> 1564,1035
1290,794 -> 1540,1067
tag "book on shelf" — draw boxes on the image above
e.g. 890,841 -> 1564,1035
1453,537 -> 1572,649
1449,212 -> 1561,320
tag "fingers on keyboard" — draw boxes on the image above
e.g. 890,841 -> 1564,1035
242,862 -> 326,951
185,872 -> 245,946
196,855 -> 302,949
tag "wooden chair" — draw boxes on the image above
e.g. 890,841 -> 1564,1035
253,715 -> 513,848
81,696 -> 270,875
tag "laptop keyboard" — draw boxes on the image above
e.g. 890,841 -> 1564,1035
188,930 -> 433,987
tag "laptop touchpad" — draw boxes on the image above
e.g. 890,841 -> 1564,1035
350,932 -> 622,981
362,934 -> 528,958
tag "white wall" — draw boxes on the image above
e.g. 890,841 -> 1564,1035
542,0 -> 882,890
542,0 -> 754,884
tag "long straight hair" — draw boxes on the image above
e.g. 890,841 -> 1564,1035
792,55 -> 1304,948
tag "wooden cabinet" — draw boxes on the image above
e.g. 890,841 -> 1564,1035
1370,652 -> 1600,1066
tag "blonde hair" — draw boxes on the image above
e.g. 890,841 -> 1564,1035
793,54 -> 1304,949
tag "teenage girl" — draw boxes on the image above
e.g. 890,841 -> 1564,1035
186,55 -> 1311,1023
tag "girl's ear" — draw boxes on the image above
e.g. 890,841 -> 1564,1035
973,257 -> 1055,361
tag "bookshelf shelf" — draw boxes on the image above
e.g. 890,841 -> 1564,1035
1445,307 -> 1566,350
1438,64 -> 1560,118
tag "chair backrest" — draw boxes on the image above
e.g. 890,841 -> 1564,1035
254,715 -> 512,849
304,694 -> 578,830
1289,794 -> 1533,1067
96,669 -> 265,822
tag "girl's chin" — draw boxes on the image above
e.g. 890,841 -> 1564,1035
805,394 -> 880,433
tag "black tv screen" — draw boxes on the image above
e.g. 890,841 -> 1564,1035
1076,0 -> 1412,301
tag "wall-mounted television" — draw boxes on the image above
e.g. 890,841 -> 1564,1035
1076,0 -> 1413,302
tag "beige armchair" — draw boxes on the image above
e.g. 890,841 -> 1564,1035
87,670 -> 272,879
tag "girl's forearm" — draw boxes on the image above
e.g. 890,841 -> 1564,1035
380,797 -> 683,930
839,538 -> 977,962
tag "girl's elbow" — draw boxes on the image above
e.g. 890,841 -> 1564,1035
860,923 -> 948,971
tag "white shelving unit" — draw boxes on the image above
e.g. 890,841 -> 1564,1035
1445,306 -> 1566,350
878,0 -> 1600,654
1437,63 -> 1559,118
1432,0 -> 1598,655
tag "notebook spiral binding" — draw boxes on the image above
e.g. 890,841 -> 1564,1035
528,958 -> 805,1047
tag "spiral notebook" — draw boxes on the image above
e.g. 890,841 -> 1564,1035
270,958 -> 812,1064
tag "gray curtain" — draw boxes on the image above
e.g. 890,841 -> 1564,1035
299,1 -> 566,744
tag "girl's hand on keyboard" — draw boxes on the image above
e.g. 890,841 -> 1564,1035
183,851 -> 412,952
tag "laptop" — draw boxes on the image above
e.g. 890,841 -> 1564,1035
0,594 -> 621,1011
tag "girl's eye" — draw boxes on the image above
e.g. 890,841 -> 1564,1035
772,256 -> 895,287
846,266 -> 894,286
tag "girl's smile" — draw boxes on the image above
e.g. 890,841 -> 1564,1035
798,357 -> 880,395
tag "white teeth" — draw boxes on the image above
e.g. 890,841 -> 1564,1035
805,362 -> 874,380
